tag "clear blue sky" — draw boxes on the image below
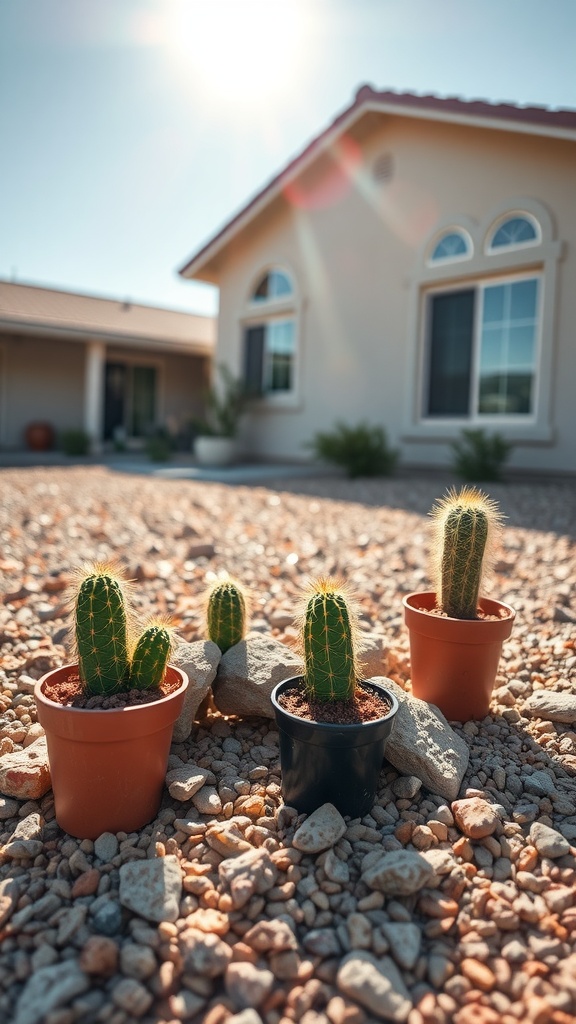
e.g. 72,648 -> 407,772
1,0 -> 575,317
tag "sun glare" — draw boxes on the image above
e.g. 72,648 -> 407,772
154,0 -> 308,109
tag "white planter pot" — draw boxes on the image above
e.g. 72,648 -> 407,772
194,436 -> 237,466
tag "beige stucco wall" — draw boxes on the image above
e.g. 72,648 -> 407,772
0,334 -> 210,448
215,115 -> 576,474
0,334 -> 85,447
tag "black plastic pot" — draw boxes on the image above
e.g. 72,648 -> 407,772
270,677 -> 399,818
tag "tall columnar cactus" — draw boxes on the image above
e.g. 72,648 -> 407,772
75,566 -> 130,695
130,623 -> 172,691
206,579 -> 247,653
302,578 -> 359,702
430,486 -> 502,620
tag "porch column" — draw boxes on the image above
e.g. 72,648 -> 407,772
84,341 -> 105,454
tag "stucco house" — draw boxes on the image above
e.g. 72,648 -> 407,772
179,86 -> 576,475
0,281 -> 214,452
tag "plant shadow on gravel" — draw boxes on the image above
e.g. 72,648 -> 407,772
247,472 -> 576,540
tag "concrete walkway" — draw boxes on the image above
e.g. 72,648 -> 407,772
0,450 -> 331,484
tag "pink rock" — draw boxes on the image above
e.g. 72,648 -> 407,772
71,869 -> 101,898
0,737 -> 51,799
80,936 -> 119,976
452,797 -> 500,839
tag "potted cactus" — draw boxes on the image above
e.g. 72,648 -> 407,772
271,578 -> 398,817
34,563 -> 188,839
402,486 -> 515,721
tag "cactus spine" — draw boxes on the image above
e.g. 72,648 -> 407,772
431,486 -> 502,619
302,578 -> 359,702
75,567 -> 130,694
207,579 -> 247,653
130,624 -> 172,690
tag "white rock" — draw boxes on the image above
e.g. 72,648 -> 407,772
212,635 -> 303,718
13,962 -> 89,1024
219,849 -> 278,910
192,786 -> 223,815
324,848 -> 350,884
523,690 -> 576,723
362,849 -> 436,895
172,641 -> 221,741
372,677 -> 469,801
119,855 -> 182,923
380,923 -> 422,970
94,832 -> 119,862
293,803 -> 347,853
337,951 -> 412,1021
530,821 -> 571,859
166,764 -> 211,801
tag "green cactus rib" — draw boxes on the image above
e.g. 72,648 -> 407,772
440,502 -> 489,619
130,625 -> 171,690
207,581 -> 246,653
303,587 -> 356,702
76,572 -> 129,695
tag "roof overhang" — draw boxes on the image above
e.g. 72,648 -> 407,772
0,318 -> 212,357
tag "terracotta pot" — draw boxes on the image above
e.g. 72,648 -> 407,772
402,592 -> 515,722
35,664 -> 188,839
271,677 -> 399,817
24,421 -> 55,451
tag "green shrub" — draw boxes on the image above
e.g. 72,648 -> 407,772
307,421 -> 398,478
145,431 -> 173,462
60,429 -> 90,456
451,428 -> 512,482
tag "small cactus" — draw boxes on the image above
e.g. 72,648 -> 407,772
130,623 -> 172,690
430,486 -> 503,619
206,579 -> 247,653
301,578 -> 360,702
74,565 -> 130,695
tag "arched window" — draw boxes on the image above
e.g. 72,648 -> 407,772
488,215 -> 539,251
251,269 -> 293,302
243,268 -> 296,397
430,230 -> 471,262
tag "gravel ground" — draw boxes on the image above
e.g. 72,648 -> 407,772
1,465 -> 576,1024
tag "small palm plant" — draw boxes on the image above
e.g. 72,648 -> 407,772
300,577 -> 363,702
430,486 -> 503,620
72,563 -> 173,693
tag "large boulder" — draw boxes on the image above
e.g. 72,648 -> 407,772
212,635 -> 303,719
373,677 -> 469,801
172,641 -> 221,742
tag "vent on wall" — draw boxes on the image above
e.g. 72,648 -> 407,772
373,153 -> 394,183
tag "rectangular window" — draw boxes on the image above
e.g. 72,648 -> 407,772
424,275 -> 539,419
243,318 -> 295,396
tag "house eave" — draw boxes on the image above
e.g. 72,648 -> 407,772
178,91 -> 576,283
0,318 -> 213,357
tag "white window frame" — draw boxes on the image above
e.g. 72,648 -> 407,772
241,264 -> 301,408
428,227 -> 473,266
402,198 -> 563,446
486,212 -> 541,254
421,270 -> 542,425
